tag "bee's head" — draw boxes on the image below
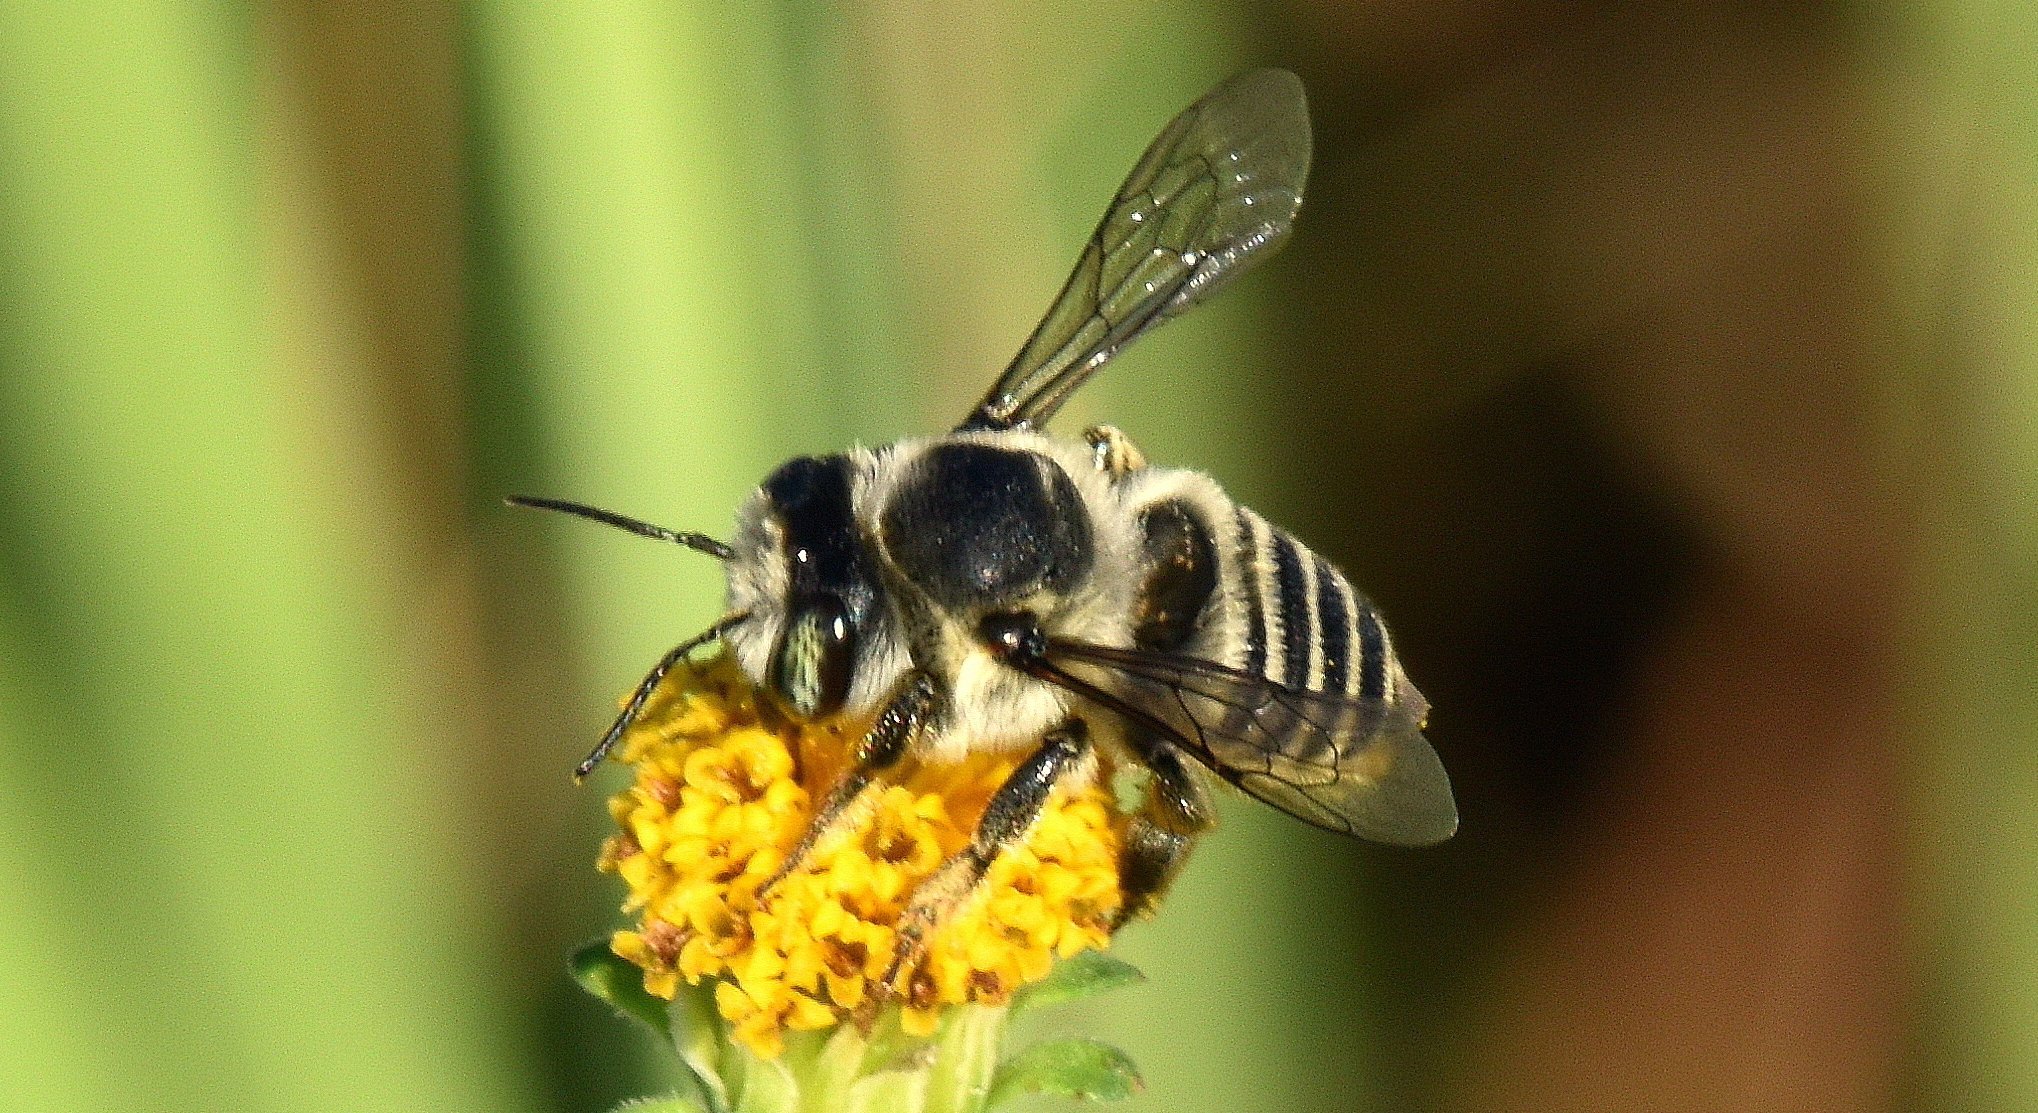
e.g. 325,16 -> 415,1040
725,453 -> 890,721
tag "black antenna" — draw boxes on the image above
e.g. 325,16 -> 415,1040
506,496 -> 733,560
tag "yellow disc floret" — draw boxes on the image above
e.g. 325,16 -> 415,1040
600,654 -> 1124,1057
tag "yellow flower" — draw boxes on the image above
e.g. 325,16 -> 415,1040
598,653 -> 1126,1058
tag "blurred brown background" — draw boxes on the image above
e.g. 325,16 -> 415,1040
2,2 -> 2026,1112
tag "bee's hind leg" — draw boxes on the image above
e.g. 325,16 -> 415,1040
880,718 -> 1095,996
756,671 -> 939,901
1114,729 -> 1214,928
1083,424 -> 1146,476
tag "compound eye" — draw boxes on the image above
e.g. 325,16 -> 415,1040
770,594 -> 855,720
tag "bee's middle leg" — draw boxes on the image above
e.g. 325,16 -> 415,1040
881,717 -> 1095,990
756,672 -> 939,901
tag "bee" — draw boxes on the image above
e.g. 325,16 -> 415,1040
513,68 -> 1456,980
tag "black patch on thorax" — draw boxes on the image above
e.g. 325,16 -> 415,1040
879,441 -> 1093,611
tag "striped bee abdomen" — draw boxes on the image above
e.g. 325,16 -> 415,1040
1231,505 -> 1391,703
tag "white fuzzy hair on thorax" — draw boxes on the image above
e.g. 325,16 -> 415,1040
722,430 -> 1152,763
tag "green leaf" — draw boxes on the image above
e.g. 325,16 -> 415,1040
573,941 -> 672,1040
1009,952 -> 1144,1015
986,1040 -> 1142,1107
569,946 -> 730,1113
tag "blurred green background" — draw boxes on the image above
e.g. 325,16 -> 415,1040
1,2 -> 2031,1111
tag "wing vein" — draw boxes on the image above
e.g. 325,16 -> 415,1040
959,69 -> 1311,431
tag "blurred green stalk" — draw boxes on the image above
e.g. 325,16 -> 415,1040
1880,3 -> 2038,1111
0,5 -> 540,1113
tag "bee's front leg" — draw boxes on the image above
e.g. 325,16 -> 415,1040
879,718 -> 1095,995
575,613 -> 748,780
756,671 -> 940,901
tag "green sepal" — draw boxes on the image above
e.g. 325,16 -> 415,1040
573,941 -> 673,1040
853,1005 -> 921,1076
669,981 -> 731,1113
727,1042 -> 797,1113
925,1005 -> 1005,1113
1009,952 -> 1144,1015
843,1069 -> 928,1113
611,1098 -> 710,1113
986,1039 -> 1142,1107
795,1018 -> 874,1112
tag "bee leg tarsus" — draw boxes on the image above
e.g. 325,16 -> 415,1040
880,718 -> 1095,991
756,671 -> 938,902
1116,822 -> 1195,927
1083,424 -> 1147,476
1113,729 -> 1213,928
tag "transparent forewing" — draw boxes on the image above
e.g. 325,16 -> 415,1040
961,69 -> 1311,432
1044,640 -> 1458,846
